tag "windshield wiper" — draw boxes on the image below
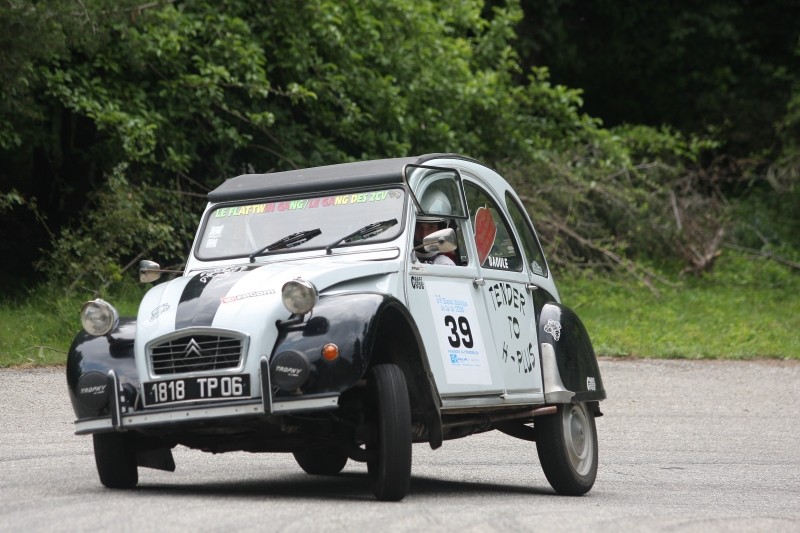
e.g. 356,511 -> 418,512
325,219 -> 398,255
249,228 -> 322,262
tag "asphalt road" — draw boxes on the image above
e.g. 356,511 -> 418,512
1,359 -> 798,532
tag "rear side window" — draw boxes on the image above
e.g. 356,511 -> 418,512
505,192 -> 548,278
464,182 -> 522,271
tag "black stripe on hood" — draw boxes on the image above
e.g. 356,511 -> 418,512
175,265 -> 259,329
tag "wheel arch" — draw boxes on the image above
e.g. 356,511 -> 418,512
276,292 -> 443,448
368,300 -> 443,448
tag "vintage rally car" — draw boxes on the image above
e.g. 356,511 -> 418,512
67,153 -> 605,501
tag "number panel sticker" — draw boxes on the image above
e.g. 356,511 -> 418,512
426,281 -> 491,385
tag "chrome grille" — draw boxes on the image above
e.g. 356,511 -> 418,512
149,335 -> 243,375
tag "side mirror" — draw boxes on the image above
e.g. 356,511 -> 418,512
421,228 -> 458,253
139,260 -> 162,283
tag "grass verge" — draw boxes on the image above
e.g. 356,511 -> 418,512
0,282 -> 147,367
559,251 -> 799,359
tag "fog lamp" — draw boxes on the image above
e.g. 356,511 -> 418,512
80,299 -> 119,336
281,279 -> 318,315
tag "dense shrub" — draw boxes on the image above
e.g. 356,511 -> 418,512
0,1 -> 796,294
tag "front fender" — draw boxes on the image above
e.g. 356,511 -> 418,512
271,292 -> 442,446
66,318 -> 138,420
271,292 -> 426,396
538,303 -> 606,403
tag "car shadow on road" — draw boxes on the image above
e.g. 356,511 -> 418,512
132,471 -> 555,501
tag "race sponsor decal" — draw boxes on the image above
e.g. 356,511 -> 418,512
212,190 -> 399,218
426,281 -> 491,385
487,281 -> 535,374
410,275 -> 425,290
76,371 -> 110,409
175,265 -> 258,329
544,319 -> 562,341
220,289 -> 276,304
487,255 -> 509,269
199,265 -> 248,284
530,260 -> 545,276
587,376 -> 596,391
206,225 -> 224,248
150,303 -> 170,322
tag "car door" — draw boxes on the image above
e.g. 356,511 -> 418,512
404,167 -> 505,399
463,179 -> 544,401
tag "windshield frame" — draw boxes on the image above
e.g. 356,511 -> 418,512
193,185 -> 409,262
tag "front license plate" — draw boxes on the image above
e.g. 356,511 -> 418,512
144,374 -> 251,406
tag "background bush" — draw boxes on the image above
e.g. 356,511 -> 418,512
0,0 -> 797,296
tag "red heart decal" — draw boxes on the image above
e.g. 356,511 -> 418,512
474,207 -> 496,265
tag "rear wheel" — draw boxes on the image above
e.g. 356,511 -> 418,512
293,446 -> 348,475
366,364 -> 412,501
93,432 -> 138,489
535,402 -> 598,495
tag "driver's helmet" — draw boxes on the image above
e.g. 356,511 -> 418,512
415,190 -> 452,259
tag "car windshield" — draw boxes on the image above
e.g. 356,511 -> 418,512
196,188 -> 406,260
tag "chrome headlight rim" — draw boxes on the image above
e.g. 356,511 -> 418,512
281,279 -> 318,315
80,299 -> 119,336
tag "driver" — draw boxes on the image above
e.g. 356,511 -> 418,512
415,191 -> 456,266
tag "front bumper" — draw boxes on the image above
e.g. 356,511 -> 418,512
74,356 -> 339,435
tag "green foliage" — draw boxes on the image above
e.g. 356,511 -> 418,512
517,1 -> 800,154
0,0 -> 797,296
769,42 -> 800,202
500,122 -> 723,277
0,0 -> 66,149
0,189 -> 25,211
560,251 -> 800,359
0,0 -> 127,149
44,3 -> 274,175
40,164 -> 176,294
36,0 -> 611,179
22,0 -> 623,292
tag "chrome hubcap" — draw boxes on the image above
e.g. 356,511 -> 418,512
563,403 -> 593,476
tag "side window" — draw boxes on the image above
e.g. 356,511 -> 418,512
505,192 -> 549,278
464,183 -> 522,271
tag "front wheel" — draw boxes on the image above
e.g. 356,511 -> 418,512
535,402 -> 598,495
366,364 -> 412,501
93,432 -> 138,489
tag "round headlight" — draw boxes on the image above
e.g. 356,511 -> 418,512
281,279 -> 318,315
80,299 -> 119,336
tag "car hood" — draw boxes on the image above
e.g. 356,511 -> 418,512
136,259 -> 400,343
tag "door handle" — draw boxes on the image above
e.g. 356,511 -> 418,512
472,278 -> 486,287
525,283 -> 539,292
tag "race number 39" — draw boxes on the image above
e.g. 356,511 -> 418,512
444,315 -> 473,348
426,281 -> 491,385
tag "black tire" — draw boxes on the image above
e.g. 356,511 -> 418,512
366,364 -> 412,501
293,446 -> 348,475
535,402 -> 598,495
93,432 -> 138,489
